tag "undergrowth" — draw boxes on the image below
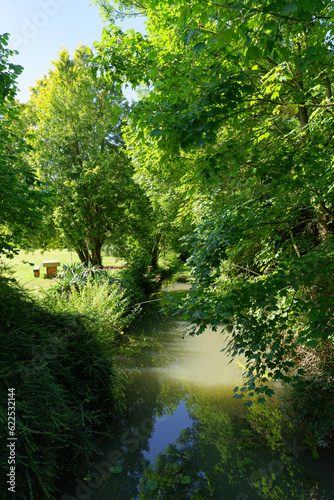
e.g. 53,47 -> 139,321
0,275 -> 121,499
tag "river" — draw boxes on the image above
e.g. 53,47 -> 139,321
60,284 -> 334,500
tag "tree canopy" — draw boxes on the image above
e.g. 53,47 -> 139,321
94,0 -> 334,408
26,45 -> 151,266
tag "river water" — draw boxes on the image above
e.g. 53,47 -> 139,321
60,284 -> 334,500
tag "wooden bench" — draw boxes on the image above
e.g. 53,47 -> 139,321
42,260 -> 60,278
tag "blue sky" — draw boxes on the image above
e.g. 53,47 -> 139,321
1,0 -> 146,102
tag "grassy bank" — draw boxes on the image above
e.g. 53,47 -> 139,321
0,275 -> 123,499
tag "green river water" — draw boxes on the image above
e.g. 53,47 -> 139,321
60,284 -> 334,500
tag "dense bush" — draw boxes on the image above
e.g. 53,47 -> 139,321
50,262 -> 145,337
52,260 -> 160,309
116,264 -> 160,303
50,279 -> 138,343
0,276 -> 121,499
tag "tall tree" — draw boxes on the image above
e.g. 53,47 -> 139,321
26,45 -> 145,266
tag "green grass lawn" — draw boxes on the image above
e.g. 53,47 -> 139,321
2,249 -> 125,291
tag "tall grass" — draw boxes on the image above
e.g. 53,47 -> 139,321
0,276 -> 121,499
50,279 -> 138,343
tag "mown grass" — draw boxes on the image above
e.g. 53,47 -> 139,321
2,249 -> 125,290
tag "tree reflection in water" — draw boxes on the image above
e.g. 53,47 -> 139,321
82,371 -> 330,500
60,317 -> 333,499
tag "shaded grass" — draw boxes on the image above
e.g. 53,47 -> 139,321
2,249 -> 125,291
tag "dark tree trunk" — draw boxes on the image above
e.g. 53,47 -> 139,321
76,248 -> 89,264
151,233 -> 162,269
91,242 -> 103,267
317,202 -> 334,240
75,240 -> 103,267
298,104 -> 309,129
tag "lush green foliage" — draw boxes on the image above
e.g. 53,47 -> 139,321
95,0 -> 334,442
50,258 -> 159,313
51,262 -> 116,294
49,263 -> 139,341
118,253 -> 163,298
48,260 -> 167,359
0,275 -> 120,499
0,33 -> 21,102
283,351 -> 334,448
25,46 -> 151,266
0,33 -> 44,257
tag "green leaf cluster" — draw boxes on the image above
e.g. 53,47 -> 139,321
0,33 -> 45,257
94,0 -> 334,440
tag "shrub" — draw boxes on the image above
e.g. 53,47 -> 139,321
282,352 -> 334,448
52,259 -> 153,310
51,262 -> 118,295
50,279 -> 138,343
115,250 -> 164,305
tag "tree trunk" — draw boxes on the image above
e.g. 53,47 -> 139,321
317,202 -> 334,240
76,248 -> 89,264
91,242 -> 103,267
324,76 -> 332,103
76,241 -> 102,267
298,104 -> 309,129
151,232 -> 162,269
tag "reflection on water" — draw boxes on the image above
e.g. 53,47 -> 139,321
60,317 -> 334,500
138,320 -> 245,388
145,401 -> 192,462
161,282 -> 192,292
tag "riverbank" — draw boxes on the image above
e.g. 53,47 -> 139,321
0,256 -> 187,499
0,276 -> 122,500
